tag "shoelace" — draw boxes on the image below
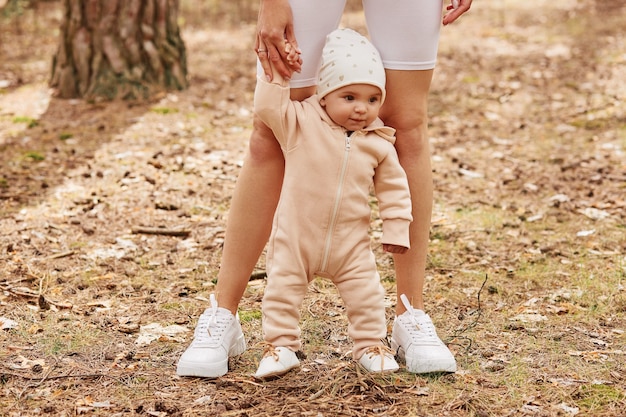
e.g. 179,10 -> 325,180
399,294 -> 437,340
193,294 -> 228,345
259,342 -> 280,360
364,345 -> 395,368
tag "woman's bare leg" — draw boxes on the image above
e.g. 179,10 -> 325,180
214,118 -> 284,314
177,86 -> 316,378
384,69 -> 457,373
380,69 -> 434,315
215,87 -> 316,314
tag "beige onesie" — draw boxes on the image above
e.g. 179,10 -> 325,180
254,76 -> 412,359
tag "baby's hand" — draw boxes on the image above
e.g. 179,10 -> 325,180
383,244 -> 409,254
265,42 -> 300,83
285,42 -> 302,73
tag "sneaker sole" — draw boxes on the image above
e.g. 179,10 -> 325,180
357,363 -> 400,373
177,335 -> 247,378
176,359 -> 228,378
254,363 -> 300,380
391,340 -> 457,374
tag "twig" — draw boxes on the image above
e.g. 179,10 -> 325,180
5,287 -> 38,298
218,377 -> 264,387
4,287 -> 72,309
353,363 -> 369,391
131,226 -> 190,237
1,276 -> 36,286
46,250 -> 75,259
6,345 -> 34,351
250,271 -> 267,280
445,274 -> 488,350
2,370 -> 108,382
308,387 -> 325,401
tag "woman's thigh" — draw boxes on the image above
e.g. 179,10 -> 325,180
364,0 -> 443,70
288,0 -> 347,88
284,0 -> 443,88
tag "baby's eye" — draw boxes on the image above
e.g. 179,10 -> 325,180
369,97 -> 379,103
344,95 -> 355,101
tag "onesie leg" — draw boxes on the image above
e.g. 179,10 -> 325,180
261,272 -> 308,352
334,265 -> 387,360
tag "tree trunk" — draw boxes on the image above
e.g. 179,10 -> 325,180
50,0 -> 187,100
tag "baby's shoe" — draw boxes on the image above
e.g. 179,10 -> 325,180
254,345 -> 300,379
358,345 -> 399,372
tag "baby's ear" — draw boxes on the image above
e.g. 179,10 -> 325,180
319,97 -> 326,106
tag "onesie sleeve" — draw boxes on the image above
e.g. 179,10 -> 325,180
253,76 -> 300,150
373,144 -> 413,249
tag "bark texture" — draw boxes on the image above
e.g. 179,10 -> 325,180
50,0 -> 187,100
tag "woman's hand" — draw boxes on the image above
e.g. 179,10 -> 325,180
443,0 -> 472,26
256,0 -> 302,81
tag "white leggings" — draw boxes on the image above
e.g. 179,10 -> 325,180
280,0 -> 443,88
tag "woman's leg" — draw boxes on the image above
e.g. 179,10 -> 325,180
177,89 -> 313,378
215,118 -> 284,314
363,0 -> 442,314
178,0 -> 346,379
381,68 -> 456,375
217,0 -> 346,314
218,2 -> 344,310
365,0 -> 457,373
215,86 -> 315,314
177,117 -> 284,378
379,69 -> 434,314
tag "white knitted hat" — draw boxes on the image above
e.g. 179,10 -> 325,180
317,28 -> 386,103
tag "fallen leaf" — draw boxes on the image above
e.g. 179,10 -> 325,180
578,207 -> 610,220
576,229 -> 595,237
510,313 -> 548,323
87,300 -> 112,309
135,323 -> 189,346
194,395 -> 212,404
117,323 -> 140,334
459,168 -> 484,178
10,355 -> 46,370
0,317 -> 18,329
558,402 -> 580,415
403,387 -> 430,396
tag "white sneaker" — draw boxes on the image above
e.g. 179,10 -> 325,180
390,294 -> 457,374
254,345 -> 300,379
176,294 -> 246,378
358,345 -> 399,373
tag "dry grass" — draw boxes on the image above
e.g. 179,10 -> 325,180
1,0 -> 625,416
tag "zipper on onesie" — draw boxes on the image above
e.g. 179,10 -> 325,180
319,134 -> 352,272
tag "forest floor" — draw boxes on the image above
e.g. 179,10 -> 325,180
1,0 -> 625,416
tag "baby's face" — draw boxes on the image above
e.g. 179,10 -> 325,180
319,84 -> 383,131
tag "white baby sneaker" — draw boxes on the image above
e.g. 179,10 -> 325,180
358,345 -> 399,372
254,345 -> 300,379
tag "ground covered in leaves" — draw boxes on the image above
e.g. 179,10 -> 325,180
1,0 -> 625,416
